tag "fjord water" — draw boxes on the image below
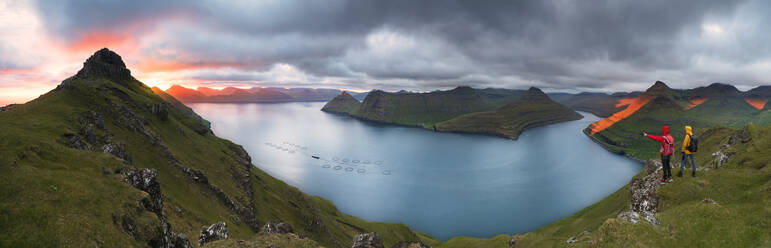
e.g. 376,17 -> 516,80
189,102 -> 641,240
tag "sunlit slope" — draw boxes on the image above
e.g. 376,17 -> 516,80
587,82 -> 770,160
0,48 -> 432,248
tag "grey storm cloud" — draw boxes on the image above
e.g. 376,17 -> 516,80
33,0 -> 770,92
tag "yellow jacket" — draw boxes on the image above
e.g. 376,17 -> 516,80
681,126 -> 694,154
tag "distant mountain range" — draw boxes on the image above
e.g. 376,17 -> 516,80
322,86 -> 581,139
163,85 -> 368,103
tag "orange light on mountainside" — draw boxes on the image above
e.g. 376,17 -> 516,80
589,97 -> 652,135
615,98 -> 637,108
684,98 -> 708,110
745,98 -> 767,110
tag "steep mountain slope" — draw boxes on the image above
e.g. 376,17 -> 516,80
586,81 -> 770,159
322,86 -> 526,125
353,86 -> 505,125
320,86 -> 579,139
434,87 -> 583,139
321,91 -> 361,114
0,48 -> 432,248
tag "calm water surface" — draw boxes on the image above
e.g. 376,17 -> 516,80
189,102 -> 641,240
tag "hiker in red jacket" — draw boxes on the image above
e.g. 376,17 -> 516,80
644,125 -> 675,182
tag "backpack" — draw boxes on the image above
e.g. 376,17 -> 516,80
687,135 -> 699,152
662,136 -> 674,156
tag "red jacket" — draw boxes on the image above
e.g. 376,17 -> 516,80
646,125 -> 674,156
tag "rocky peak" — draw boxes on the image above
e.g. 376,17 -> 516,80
703,83 -> 740,95
517,87 -> 549,102
642,81 -> 674,98
73,48 -> 134,83
450,86 -> 476,95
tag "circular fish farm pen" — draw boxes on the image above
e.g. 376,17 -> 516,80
322,164 -> 331,168
357,169 -> 366,174
381,170 -> 391,175
334,166 -> 343,170
345,167 -> 354,172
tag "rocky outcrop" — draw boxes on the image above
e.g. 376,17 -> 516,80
64,111 -> 135,164
124,169 -> 163,213
390,241 -> 430,248
618,158 -> 662,226
71,48 -> 135,85
182,166 -> 260,231
102,139 -> 132,164
711,125 -> 752,168
259,222 -> 294,235
149,103 -> 170,121
199,222 -> 228,247
352,232 -> 384,248
124,168 -> 191,248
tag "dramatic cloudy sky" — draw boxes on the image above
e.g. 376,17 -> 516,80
1,0 -> 770,104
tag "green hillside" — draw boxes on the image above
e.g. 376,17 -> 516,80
321,91 -> 361,115
588,82 -> 771,160
0,48 -> 432,248
321,86 -> 580,139
435,87 -> 583,139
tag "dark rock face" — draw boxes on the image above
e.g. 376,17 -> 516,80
173,233 -> 192,248
74,48 -> 135,84
124,169 -> 163,214
123,168 -> 191,248
150,103 -> 170,121
259,222 -> 294,235
198,222 -> 228,247
102,141 -> 132,164
390,241 -> 430,248
64,133 -> 93,151
352,232 -> 384,248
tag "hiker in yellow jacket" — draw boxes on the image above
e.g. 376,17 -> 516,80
679,126 -> 696,177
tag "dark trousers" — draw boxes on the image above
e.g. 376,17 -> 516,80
661,155 -> 671,179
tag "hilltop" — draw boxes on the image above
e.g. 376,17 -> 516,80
0,48 -> 431,247
321,86 -> 580,139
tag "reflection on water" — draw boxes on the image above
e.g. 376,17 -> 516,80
189,102 -> 642,240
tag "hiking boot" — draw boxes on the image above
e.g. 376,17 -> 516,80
692,171 -> 696,177
677,171 -> 683,177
